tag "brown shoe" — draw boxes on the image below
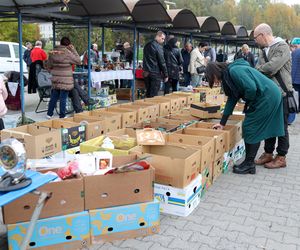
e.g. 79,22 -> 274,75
255,153 -> 273,165
264,155 -> 286,169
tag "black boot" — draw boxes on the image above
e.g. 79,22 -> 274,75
233,142 -> 260,175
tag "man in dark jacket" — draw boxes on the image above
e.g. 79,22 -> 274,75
143,31 -> 168,97
254,23 -> 293,169
241,44 -> 255,67
181,42 -> 192,86
23,42 -> 32,69
291,37 -> 300,109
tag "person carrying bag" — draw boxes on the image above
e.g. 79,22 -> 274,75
262,50 -> 298,113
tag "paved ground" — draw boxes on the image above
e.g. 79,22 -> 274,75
1,92 -> 300,250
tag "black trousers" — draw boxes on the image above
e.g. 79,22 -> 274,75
264,96 -> 289,156
144,76 -> 161,98
245,142 -> 260,164
164,78 -> 178,95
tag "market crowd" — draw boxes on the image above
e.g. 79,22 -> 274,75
0,22 -> 298,175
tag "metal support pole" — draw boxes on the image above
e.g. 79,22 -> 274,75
101,26 -> 105,59
87,19 -> 92,104
20,191 -> 50,250
52,21 -> 56,49
132,26 -> 137,102
18,12 -> 25,124
136,30 -> 140,66
190,33 -> 193,44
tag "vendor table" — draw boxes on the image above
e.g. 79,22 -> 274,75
0,170 -> 56,250
91,70 -> 133,88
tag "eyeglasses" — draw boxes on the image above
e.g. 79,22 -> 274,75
254,33 -> 263,40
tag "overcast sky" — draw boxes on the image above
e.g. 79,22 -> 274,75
277,0 -> 299,5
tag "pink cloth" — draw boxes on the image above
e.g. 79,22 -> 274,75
0,77 -> 8,117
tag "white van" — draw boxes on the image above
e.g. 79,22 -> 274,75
0,41 -> 28,74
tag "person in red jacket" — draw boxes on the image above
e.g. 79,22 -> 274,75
28,41 -> 47,93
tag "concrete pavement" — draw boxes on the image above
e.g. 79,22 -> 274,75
0,92 -> 300,250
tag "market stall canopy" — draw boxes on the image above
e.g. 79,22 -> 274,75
248,30 -> 254,39
167,9 -> 199,29
197,16 -> 220,33
219,21 -> 236,36
125,0 -> 171,24
235,25 -> 248,38
0,0 -> 61,12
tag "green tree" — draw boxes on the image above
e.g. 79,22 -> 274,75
0,21 -> 40,44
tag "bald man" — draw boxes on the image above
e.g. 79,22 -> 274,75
254,23 -> 293,169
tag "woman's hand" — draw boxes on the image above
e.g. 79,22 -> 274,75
212,123 -> 224,130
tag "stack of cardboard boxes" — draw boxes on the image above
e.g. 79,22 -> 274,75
1,87 -> 246,249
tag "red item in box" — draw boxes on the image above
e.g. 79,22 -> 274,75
135,69 -> 144,79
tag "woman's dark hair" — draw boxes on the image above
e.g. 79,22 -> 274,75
60,37 -> 71,46
167,37 -> 178,48
205,62 -> 228,88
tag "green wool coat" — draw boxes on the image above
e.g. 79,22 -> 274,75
223,59 -> 285,144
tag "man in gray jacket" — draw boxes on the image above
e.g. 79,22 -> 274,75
254,23 -> 293,169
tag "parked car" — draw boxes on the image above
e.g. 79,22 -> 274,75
0,41 -> 28,75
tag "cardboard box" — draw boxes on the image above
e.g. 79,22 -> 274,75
107,128 -> 137,138
205,94 -> 226,105
202,118 -> 243,147
89,200 -> 160,244
119,103 -> 149,123
131,101 -> 160,119
201,164 -> 213,197
1,124 -> 61,159
170,92 -> 195,104
131,145 -> 201,188
127,121 -> 180,134
80,134 -> 137,156
7,212 -> 90,250
143,98 -> 171,116
166,94 -> 187,108
84,154 -> 154,210
233,139 -> 245,164
154,174 -> 201,217
213,156 -> 223,182
36,120 -> 86,150
153,96 -> 180,113
63,116 -> 106,140
75,110 -> 121,133
178,128 -> 226,161
3,178 -> 84,224
192,122 -> 238,151
190,102 -> 221,119
106,107 -> 137,127
166,132 -> 214,172
223,150 -> 234,173
136,129 -> 165,145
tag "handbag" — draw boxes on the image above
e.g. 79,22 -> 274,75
262,49 -> 298,113
196,65 -> 206,74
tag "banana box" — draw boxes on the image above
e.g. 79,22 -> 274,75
201,165 -> 213,198
154,174 -> 202,217
233,139 -> 245,164
223,150 -> 234,173
7,211 -> 90,250
89,200 -> 160,244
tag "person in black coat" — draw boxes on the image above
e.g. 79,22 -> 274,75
181,42 -> 193,86
240,44 -> 255,67
163,37 -> 183,94
143,31 -> 168,97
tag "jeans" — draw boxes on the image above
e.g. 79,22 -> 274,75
183,72 -> 191,86
164,78 -> 178,95
144,75 -> 161,97
293,84 -> 300,110
191,74 -> 201,87
264,96 -> 289,156
47,89 -> 69,118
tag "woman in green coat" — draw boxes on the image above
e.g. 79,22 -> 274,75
206,59 -> 284,174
